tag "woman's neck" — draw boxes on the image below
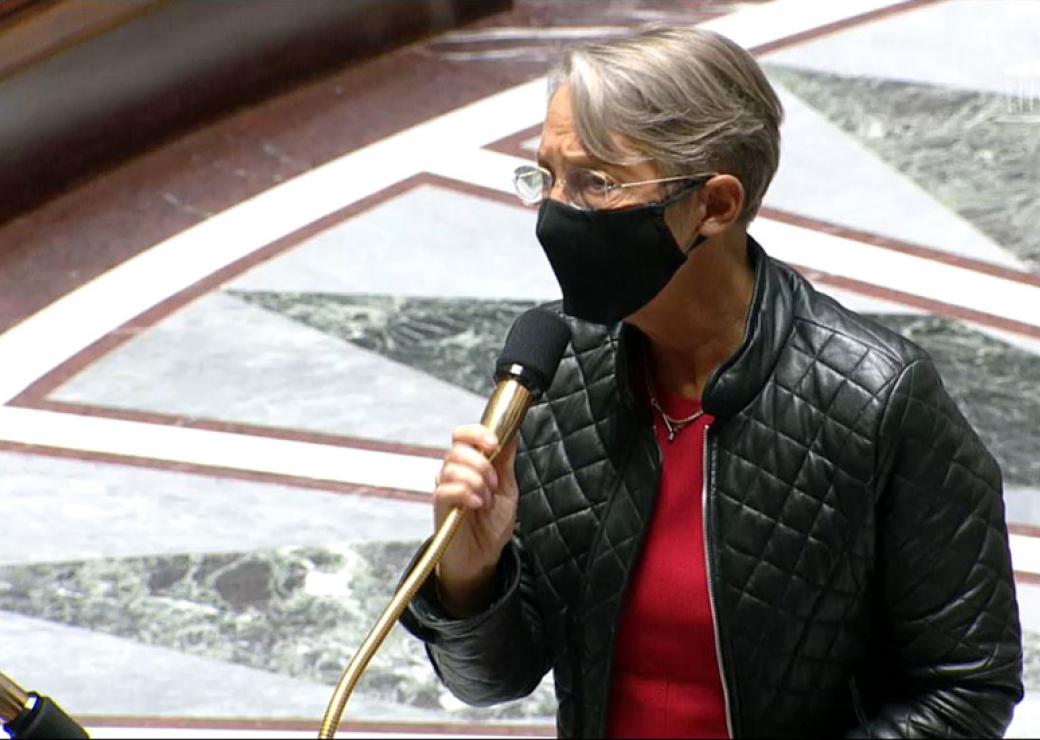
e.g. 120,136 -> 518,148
627,231 -> 755,400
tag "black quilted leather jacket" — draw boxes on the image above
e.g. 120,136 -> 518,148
402,238 -> 1023,737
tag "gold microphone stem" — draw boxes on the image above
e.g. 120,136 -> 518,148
0,672 -> 31,725
318,379 -> 533,739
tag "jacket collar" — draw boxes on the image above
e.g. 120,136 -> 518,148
614,235 -> 795,425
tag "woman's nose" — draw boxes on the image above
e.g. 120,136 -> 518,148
547,175 -> 568,204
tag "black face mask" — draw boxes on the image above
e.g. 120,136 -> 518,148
535,189 -> 707,324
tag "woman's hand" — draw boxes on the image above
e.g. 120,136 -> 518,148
432,424 -> 519,618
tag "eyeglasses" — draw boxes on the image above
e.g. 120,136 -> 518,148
513,164 -> 714,211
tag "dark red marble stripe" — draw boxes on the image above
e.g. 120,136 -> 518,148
760,207 -> 1040,288
25,399 -> 447,459
792,266 -> 1040,340
1016,571 -> 1040,587
0,440 -> 430,504
750,0 -> 941,56
79,715 -> 554,736
1010,523 -> 1040,539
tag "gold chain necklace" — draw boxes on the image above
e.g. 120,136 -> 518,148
645,371 -> 705,442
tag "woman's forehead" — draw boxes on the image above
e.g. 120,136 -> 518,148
539,87 -> 646,171
539,88 -> 581,153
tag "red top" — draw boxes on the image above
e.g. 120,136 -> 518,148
606,376 -> 728,739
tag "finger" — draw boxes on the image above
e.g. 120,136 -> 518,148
434,481 -> 485,512
439,463 -> 490,503
452,425 -> 499,457
445,444 -> 499,491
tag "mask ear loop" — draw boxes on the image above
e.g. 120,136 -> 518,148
644,175 -> 712,255
682,232 -> 709,256
658,181 -> 708,256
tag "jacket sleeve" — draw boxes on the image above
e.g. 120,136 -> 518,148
398,533 -> 553,706
848,359 -> 1024,738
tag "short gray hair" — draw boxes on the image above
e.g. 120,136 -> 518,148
550,26 -> 783,223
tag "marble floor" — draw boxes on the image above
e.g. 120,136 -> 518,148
0,0 -> 1038,736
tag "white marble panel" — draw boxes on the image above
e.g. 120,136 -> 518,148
1006,488 -> 1040,530
229,184 -> 561,301
761,1 -> 1040,98
1009,695 -> 1040,740
1018,582 -> 1040,633
0,450 -> 431,565
49,292 -> 485,448
0,611 -> 441,721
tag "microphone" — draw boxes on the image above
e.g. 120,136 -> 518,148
1,672 -> 89,739
318,307 -> 571,738
480,307 -> 572,457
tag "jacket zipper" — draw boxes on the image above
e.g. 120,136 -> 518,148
702,425 -> 735,738
581,437 -> 650,737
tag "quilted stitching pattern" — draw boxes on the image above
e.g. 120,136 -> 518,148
710,318 -> 904,735
400,248 -> 1022,738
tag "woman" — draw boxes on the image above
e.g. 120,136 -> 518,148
400,26 -> 1022,738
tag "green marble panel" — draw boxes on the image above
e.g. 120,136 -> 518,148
765,65 -> 1040,270
234,292 -> 538,397
869,313 -> 1039,487
0,543 -> 556,721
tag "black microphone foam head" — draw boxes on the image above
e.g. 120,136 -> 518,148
495,308 -> 571,394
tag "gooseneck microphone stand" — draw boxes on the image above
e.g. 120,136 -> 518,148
318,376 -> 533,738
1,671 -> 89,739
318,308 -> 570,739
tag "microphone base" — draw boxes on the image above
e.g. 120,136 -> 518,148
4,695 -> 89,739
0,673 -> 30,726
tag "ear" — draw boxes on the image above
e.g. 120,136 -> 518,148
697,174 -> 744,236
